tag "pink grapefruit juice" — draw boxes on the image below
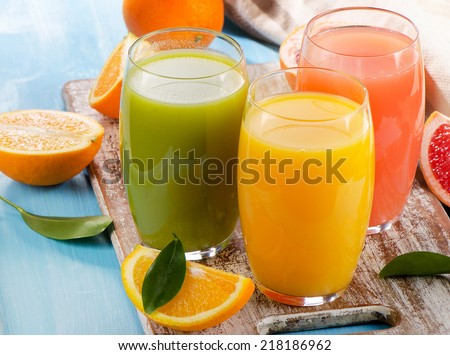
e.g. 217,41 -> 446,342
300,26 -> 425,227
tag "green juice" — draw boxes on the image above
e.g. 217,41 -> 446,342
120,49 -> 248,253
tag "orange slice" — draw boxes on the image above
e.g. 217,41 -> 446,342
0,110 -> 104,186
121,245 -> 255,331
279,25 -> 306,69
420,111 -> 450,206
89,33 -> 137,119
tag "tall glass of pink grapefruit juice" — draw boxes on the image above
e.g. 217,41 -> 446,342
238,68 -> 374,306
300,7 -> 425,233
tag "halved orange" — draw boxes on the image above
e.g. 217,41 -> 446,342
0,110 -> 104,186
121,245 -> 255,331
89,33 -> 137,119
420,111 -> 450,206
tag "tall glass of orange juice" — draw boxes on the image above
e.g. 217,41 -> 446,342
238,67 -> 374,306
300,7 -> 425,233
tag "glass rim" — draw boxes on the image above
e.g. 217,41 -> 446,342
127,27 -> 245,80
304,6 -> 420,59
248,66 -> 370,124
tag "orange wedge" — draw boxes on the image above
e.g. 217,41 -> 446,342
0,110 -> 104,186
89,33 -> 137,119
420,111 -> 450,206
121,245 -> 255,331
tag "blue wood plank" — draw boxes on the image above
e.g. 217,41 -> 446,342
0,0 -> 141,335
224,19 -> 279,64
0,0 -> 278,334
282,323 -> 391,335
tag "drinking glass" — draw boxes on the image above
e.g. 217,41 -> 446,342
299,7 -> 425,233
120,28 -> 249,260
238,67 -> 374,306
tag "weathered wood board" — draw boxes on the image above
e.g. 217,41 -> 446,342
62,63 -> 450,335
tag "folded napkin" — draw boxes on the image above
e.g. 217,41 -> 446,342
224,0 -> 450,115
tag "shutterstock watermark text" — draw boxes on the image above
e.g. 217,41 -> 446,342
101,149 -> 347,186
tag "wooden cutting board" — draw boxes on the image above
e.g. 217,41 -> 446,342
62,63 -> 450,335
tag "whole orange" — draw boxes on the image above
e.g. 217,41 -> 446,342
122,0 -> 224,36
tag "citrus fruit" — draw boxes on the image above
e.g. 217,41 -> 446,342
0,110 -> 104,186
279,22 -> 344,70
89,33 -> 137,119
122,0 -> 224,37
122,244 -> 255,331
279,25 -> 306,69
420,111 -> 450,207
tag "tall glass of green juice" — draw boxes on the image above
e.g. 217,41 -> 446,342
120,28 -> 248,259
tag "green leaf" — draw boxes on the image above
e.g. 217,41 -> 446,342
0,195 -> 113,240
142,235 -> 186,315
379,251 -> 450,278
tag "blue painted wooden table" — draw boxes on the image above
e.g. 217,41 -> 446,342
0,0 -> 278,335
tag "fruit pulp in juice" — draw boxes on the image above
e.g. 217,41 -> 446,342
120,49 -> 248,252
300,26 -> 425,227
238,92 -> 374,297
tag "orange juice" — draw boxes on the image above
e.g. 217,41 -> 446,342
238,91 -> 374,299
300,25 -> 425,228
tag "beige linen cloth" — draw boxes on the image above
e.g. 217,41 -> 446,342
224,0 -> 450,115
